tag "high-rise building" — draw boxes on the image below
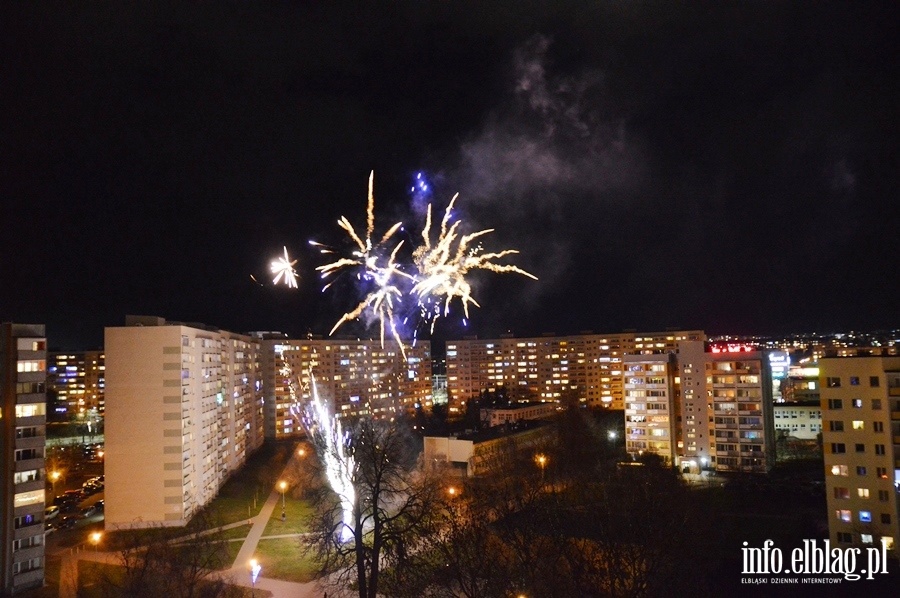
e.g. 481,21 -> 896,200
104,316 -> 264,529
259,336 -> 432,438
47,350 -> 105,420
782,364 -> 821,403
821,356 -> 900,553
446,330 -> 705,411
623,353 -> 680,464
678,341 -> 776,473
1,323 -> 47,595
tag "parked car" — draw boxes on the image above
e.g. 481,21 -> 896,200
57,516 -> 81,530
82,483 -> 101,495
61,502 -> 80,514
94,500 -> 104,512
81,505 -> 98,517
45,505 -> 60,520
44,522 -> 56,536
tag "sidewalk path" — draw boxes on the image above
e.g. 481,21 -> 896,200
56,445 -> 329,598
226,448 -> 326,598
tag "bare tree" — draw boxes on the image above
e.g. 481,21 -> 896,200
106,509 -> 239,598
304,418 -> 444,598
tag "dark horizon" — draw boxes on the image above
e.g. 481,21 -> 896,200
4,1 -> 897,352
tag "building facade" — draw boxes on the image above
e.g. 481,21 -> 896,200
773,400 -> 822,440
480,402 -> 556,427
623,353 -> 679,464
423,422 -> 552,477
259,337 -> 432,438
47,350 -> 105,420
1,323 -> 47,595
446,330 -> 705,411
821,356 -> 900,553
104,316 -> 264,529
678,341 -> 776,473
782,365 -> 821,403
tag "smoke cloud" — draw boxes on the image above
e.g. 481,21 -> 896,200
440,35 -> 645,306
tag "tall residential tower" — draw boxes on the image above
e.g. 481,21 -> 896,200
104,316 -> 264,529
821,356 -> 900,553
1,323 -> 47,595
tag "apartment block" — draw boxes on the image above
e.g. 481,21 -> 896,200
679,341 -> 775,473
773,400 -> 822,440
782,365 -> 821,403
446,330 -> 705,411
104,316 -> 264,529
821,356 -> 900,553
624,353 -> 680,464
259,337 -> 432,438
480,402 -> 556,427
47,350 -> 105,420
1,323 -> 47,595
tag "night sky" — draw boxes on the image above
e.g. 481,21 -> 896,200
3,1 -> 897,351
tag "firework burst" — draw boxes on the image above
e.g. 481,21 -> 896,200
312,172 -> 413,355
273,171 -> 536,353
270,246 -> 299,289
412,195 -> 537,330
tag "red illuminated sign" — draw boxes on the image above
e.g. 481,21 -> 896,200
709,343 -> 756,353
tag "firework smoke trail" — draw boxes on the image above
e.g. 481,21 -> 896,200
412,195 -> 537,330
283,361 -> 357,543
270,246 -> 299,288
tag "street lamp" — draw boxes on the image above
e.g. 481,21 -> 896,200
297,447 -> 306,458
278,481 -> 287,518
90,531 -> 102,551
608,430 -> 617,441
50,471 -> 61,498
535,454 -> 547,483
447,486 -> 458,498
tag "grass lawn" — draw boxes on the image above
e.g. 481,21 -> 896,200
222,523 -> 253,541
74,560 -> 273,597
253,537 -> 320,583
202,440 -> 300,525
263,495 -> 313,536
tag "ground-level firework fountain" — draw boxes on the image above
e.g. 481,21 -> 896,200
284,364 -> 356,542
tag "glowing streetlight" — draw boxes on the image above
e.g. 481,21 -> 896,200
278,481 -> 287,518
90,531 -> 102,551
535,454 -> 547,482
297,447 -> 306,457
447,486 -> 458,497
608,430 -> 617,441
50,470 -> 61,497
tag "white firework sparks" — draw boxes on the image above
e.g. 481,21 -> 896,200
313,171 -> 413,355
283,362 -> 356,543
412,195 -> 537,329
272,171 -> 536,354
270,246 -> 299,289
